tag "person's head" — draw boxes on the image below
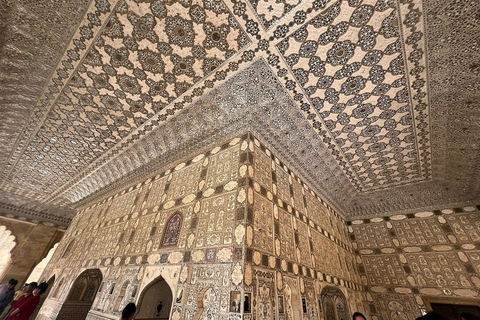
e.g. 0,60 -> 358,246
24,282 -> 37,294
7,279 -> 18,290
32,282 -> 48,296
121,302 -> 136,320
353,312 -> 367,320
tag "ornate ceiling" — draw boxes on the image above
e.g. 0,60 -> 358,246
0,0 -> 479,225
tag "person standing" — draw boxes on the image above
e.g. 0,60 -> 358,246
0,280 -> 17,300
0,279 -> 18,315
5,282 -> 47,320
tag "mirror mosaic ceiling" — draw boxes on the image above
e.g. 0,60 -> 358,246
0,0 -> 479,225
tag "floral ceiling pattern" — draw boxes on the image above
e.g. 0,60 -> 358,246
0,0 -> 479,225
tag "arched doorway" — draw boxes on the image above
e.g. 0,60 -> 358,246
136,276 -> 173,320
321,286 -> 349,320
56,269 -> 102,320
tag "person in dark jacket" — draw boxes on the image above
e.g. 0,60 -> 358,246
0,279 -> 18,314
0,279 -> 17,299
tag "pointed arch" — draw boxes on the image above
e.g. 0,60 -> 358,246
69,281 -> 86,301
136,275 -> 173,320
53,277 -> 65,298
83,281 -> 99,302
320,286 -> 349,320
113,280 -> 130,312
161,211 -> 183,247
57,269 -> 103,320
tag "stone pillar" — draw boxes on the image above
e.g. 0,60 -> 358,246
0,217 -> 63,285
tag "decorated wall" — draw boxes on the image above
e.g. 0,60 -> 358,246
38,131 -> 480,320
38,134 -> 249,320
37,133 -> 370,320
242,136 -> 367,320
349,205 -> 480,320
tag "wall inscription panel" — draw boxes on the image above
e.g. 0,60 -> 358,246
352,224 -> 392,249
166,162 -> 202,201
466,251 -> 480,274
296,221 -> 312,268
406,252 -> 471,288
392,218 -> 447,246
275,166 -> 291,205
109,191 -> 137,220
253,146 -> 273,192
197,192 -> 236,247
305,191 -> 330,234
206,147 -> 239,189
277,208 -> 295,262
371,293 -> 421,320
291,180 -> 305,215
145,177 -> 168,209
362,255 -> 407,286
446,213 -> 480,242
252,193 -> 274,254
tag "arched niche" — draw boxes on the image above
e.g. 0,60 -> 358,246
283,277 -> 302,320
113,280 -> 130,312
321,286 -> 349,320
53,277 -> 66,299
136,276 -> 173,320
193,286 -> 216,320
56,269 -> 103,320
0,224 -> 16,278
161,212 -> 183,247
